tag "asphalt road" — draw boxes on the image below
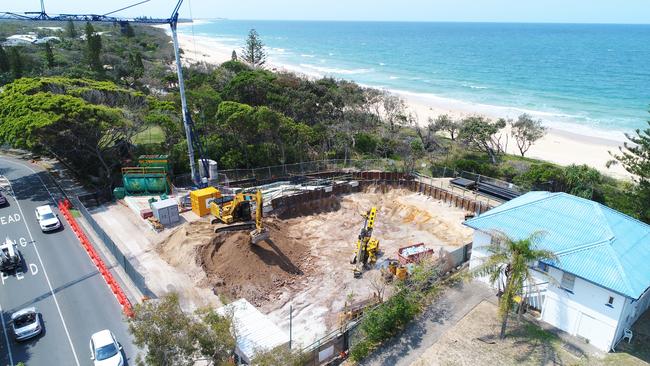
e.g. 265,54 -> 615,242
0,157 -> 137,366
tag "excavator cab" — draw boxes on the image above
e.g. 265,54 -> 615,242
210,190 -> 269,244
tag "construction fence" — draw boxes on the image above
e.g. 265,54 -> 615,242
173,159 -> 407,188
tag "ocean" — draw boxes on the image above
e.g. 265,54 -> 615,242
180,20 -> 650,139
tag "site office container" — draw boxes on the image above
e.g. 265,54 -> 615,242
190,187 -> 221,217
151,198 -> 180,226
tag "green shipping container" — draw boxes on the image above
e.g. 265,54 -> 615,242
122,174 -> 169,195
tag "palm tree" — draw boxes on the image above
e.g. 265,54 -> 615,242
472,231 -> 557,339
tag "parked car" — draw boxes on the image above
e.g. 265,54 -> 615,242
0,191 -> 7,206
10,307 -> 42,341
89,329 -> 124,366
35,205 -> 61,232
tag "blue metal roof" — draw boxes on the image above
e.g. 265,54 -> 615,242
464,191 -> 650,299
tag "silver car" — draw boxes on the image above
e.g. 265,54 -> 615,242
10,307 -> 42,341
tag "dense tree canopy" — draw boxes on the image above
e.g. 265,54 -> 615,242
0,77 -> 167,185
129,293 -> 234,366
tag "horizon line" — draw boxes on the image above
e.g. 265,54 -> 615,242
190,18 -> 650,26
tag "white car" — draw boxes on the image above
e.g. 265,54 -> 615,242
10,307 -> 42,341
89,329 -> 124,366
35,205 -> 61,232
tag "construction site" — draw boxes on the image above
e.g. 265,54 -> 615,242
89,159 -> 495,347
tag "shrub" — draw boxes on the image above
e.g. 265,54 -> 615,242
355,132 -> 379,154
513,163 -> 566,191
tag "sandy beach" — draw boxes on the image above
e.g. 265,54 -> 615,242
175,33 -> 630,179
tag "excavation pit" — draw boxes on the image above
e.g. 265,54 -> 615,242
156,186 -> 473,345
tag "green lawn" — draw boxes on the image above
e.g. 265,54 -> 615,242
132,125 -> 165,145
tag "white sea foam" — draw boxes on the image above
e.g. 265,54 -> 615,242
462,83 -> 488,90
301,54 -> 316,58
389,76 -> 400,80
390,88 -> 626,141
298,64 -> 374,75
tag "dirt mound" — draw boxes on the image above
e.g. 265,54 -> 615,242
199,220 -> 310,306
156,220 -> 215,282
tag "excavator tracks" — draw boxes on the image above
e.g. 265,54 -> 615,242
212,221 -> 255,234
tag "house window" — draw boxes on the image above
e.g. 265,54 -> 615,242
606,296 -> 614,308
560,273 -> 575,293
490,235 -> 503,247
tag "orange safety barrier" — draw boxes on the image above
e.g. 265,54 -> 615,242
58,199 -> 134,318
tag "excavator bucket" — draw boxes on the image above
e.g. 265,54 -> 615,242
250,228 -> 270,244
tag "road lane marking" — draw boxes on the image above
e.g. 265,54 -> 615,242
0,302 -> 14,366
1,161 -> 81,366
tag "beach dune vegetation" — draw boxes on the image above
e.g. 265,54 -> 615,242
511,114 -> 546,157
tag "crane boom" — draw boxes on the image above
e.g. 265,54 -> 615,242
0,0 -> 210,185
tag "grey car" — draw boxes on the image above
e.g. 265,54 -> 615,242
10,307 -> 42,341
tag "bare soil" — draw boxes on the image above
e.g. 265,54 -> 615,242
411,301 -> 648,366
199,220 -> 310,305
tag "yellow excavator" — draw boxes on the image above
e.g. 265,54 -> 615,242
350,207 -> 380,278
210,190 -> 269,244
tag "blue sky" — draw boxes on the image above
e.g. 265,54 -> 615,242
3,0 -> 650,24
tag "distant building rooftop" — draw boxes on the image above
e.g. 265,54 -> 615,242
464,191 -> 650,299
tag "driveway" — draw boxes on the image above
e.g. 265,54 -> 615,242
359,280 -> 494,366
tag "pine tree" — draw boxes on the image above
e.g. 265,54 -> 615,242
128,51 -> 144,81
66,20 -> 77,39
0,45 -> 9,73
611,116 -> 650,223
44,42 -> 55,68
123,23 -> 135,38
85,22 -> 103,74
8,48 -> 23,79
241,29 -> 266,68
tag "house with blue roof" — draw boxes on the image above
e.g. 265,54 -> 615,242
464,191 -> 650,352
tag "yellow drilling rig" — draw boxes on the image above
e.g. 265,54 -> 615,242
350,207 -> 380,278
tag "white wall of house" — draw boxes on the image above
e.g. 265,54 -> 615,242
468,230 -> 491,275
613,287 -> 650,348
540,266 -> 626,351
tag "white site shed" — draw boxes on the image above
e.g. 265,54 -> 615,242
466,191 -> 650,352
150,198 -> 180,226
217,299 -> 289,364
